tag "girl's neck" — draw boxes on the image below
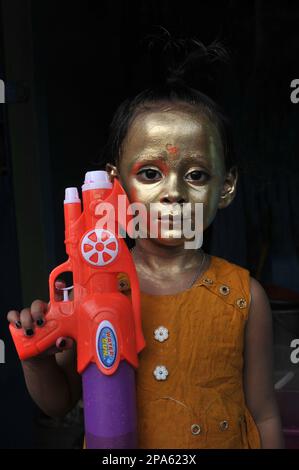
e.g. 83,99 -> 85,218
131,239 -> 204,278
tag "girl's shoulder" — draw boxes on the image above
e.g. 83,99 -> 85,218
193,254 -> 251,313
200,254 -> 250,286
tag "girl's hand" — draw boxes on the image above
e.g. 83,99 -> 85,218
7,280 -> 74,359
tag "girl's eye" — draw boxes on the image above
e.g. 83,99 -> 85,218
185,170 -> 210,184
136,168 -> 162,182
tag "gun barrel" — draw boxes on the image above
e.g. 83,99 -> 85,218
64,187 -> 82,238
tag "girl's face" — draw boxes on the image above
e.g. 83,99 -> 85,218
112,104 -> 236,246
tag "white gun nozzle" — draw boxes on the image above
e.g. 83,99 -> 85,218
82,171 -> 113,191
64,187 -> 81,204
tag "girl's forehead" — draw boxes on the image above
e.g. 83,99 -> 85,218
124,108 -> 221,152
119,108 -> 225,175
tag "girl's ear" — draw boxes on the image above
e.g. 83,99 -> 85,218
218,166 -> 238,209
106,163 -> 119,182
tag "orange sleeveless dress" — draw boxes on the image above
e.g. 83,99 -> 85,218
133,255 -> 261,449
84,255 -> 261,449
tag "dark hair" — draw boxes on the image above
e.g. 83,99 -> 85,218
102,35 -> 236,172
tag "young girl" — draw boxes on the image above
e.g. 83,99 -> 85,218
7,45 -> 284,449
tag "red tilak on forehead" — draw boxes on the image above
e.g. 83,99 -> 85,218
166,144 -> 179,155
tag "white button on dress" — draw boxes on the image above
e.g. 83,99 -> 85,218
154,326 -> 169,342
153,365 -> 169,381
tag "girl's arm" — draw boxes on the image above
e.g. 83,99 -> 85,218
243,277 -> 285,449
8,292 -> 82,419
21,343 -> 82,418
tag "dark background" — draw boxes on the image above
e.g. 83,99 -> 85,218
0,0 -> 299,448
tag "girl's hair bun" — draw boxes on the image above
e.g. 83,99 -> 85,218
143,26 -> 230,94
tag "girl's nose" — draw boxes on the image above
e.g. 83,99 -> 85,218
160,174 -> 187,205
160,194 -> 186,204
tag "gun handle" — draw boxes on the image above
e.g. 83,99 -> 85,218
9,303 -> 76,360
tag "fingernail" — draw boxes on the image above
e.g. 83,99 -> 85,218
58,339 -> 66,348
25,328 -> 34,336
15,321 -> 22,329
36,318 -> 44,327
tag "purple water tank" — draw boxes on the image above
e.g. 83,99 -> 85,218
82,361 -> 137,448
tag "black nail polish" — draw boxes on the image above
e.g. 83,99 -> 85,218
25,328 -> 34,336
36,318 -> 44,327
15,321 -> 22,329
59,339 -> 66,348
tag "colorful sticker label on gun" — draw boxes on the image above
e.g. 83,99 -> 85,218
96,321 -> 118,369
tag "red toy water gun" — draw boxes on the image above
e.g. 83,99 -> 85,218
9,170 -> 145,448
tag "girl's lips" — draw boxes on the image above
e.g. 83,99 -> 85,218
158,215 -> 178,220
156,217 -> 192,227
157,215 -> 192,221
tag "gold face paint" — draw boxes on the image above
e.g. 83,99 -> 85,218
117,104 -> 229,248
